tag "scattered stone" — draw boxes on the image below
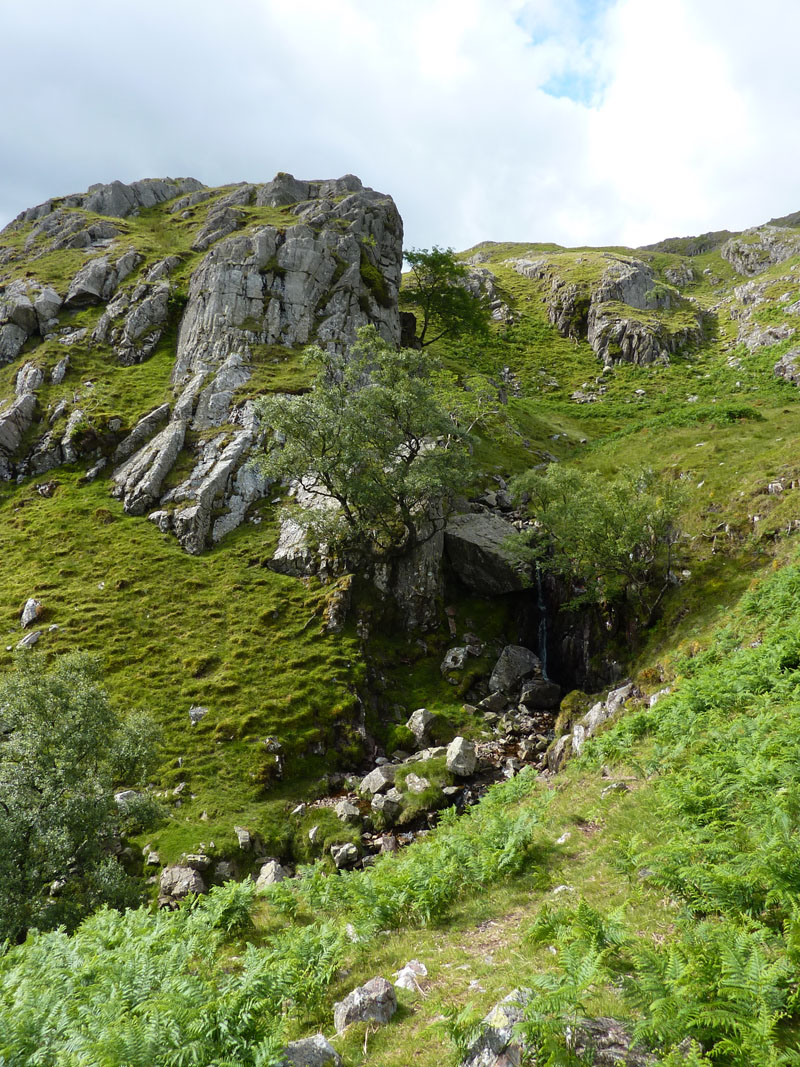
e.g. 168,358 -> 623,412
333,976 -> 397,1034
214,860 -> 236,881
371,789 -> 402,822
256,860 -> 289,888
489,645 -> 541,695
330,842 -> 359,869
446,736 -> 477,777
601,782 -> 631,799
16,631 -> 41,650
308,825 -> 320,844
394,959 -> 428,991
188,704 -> 209,725
406,708 -> 436,749
20,597 -> 43,628
182,853 -> 211,871
360,764 -> 396,795
282,1034 -> 342,1067
234,825 -> 252,850
404,773 -> 430,794
114,789 -> 139,810
335,799 -> 361,824
158,865 -> 206,904
380,833 -> 398,852
441,646 -> 470,673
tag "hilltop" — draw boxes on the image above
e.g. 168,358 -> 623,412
3,175 -> 800,1064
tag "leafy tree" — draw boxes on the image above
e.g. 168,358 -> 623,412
0,652 -> 159,942
401,246 -> 491,346
255,326 -> 473,560
511,465 -> 684,626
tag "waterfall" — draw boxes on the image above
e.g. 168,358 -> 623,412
536,562 -> 549,680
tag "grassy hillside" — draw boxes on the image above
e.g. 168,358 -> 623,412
4,190 -> 800,1061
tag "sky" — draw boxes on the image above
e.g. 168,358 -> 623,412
1,0 -> 798,251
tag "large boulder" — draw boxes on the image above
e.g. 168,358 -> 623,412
489,646 -> 541,696
444,512 -> 529,595
333,977 -> 397,1034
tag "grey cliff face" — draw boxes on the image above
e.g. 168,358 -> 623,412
0,173 -> 403,555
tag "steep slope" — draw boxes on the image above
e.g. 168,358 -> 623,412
3,179 -> 800,979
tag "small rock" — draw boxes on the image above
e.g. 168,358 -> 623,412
441,647 -> 469,673
406,708 -> 436,749
20,598 -> 43,628
371,788 -> 402,822
114,789 -> 139,810
256,860 -> 288,888
335,799 -> 361,824
330,842 -> 359,869
446,736 -> 477,777
16,631 -> 41,650
282,1034 -> 342,1067
182,853 -> 211,871
188,704 -> 209,725
601,782 -> 630,799
393,959 -> 428,991
214,860 -> 236,881
291,803 -> 307,817
308,825 -> 320,844
404,773 -> 430,794
360,764 -> 396,795
234,825 -> 252,850
333,976 -> 397,1033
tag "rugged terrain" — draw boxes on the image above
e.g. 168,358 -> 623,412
3,175 -> 800,1064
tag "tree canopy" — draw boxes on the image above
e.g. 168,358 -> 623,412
0,652 -> 159,942
255,326 -> 473,560
401,246 -> 491,346
511,465 -> 684,625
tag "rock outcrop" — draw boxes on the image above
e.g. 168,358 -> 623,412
721,226 -> 800,276
510,255 -> 707,367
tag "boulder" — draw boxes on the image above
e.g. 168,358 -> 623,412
234,825 -> 253,850
360,764 -> 396,795
330,842 -> 359,869
282,1034 -> 342,1067
256,860 -> 289,888
16,631 -> 41,650
460,990 -> 656,1067
158,865 -> 206,903
489,646 -> 541,696
20,598 -> 43,628
371,789 -> 402,822
333,976 -> 397,1034
406,708 -> 436,749
441,647 -> 470,673
15,362 -> 44,396
446,736 -> 477,777
335,799 -> 361,824
0,323 -> 27,364
572,683 -> 636,756
519,678 -> 561,710
444,512 -> 529,595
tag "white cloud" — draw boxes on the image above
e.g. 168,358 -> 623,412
0,0 -> 799,251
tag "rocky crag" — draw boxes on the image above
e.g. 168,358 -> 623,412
0,173 -> 402,553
